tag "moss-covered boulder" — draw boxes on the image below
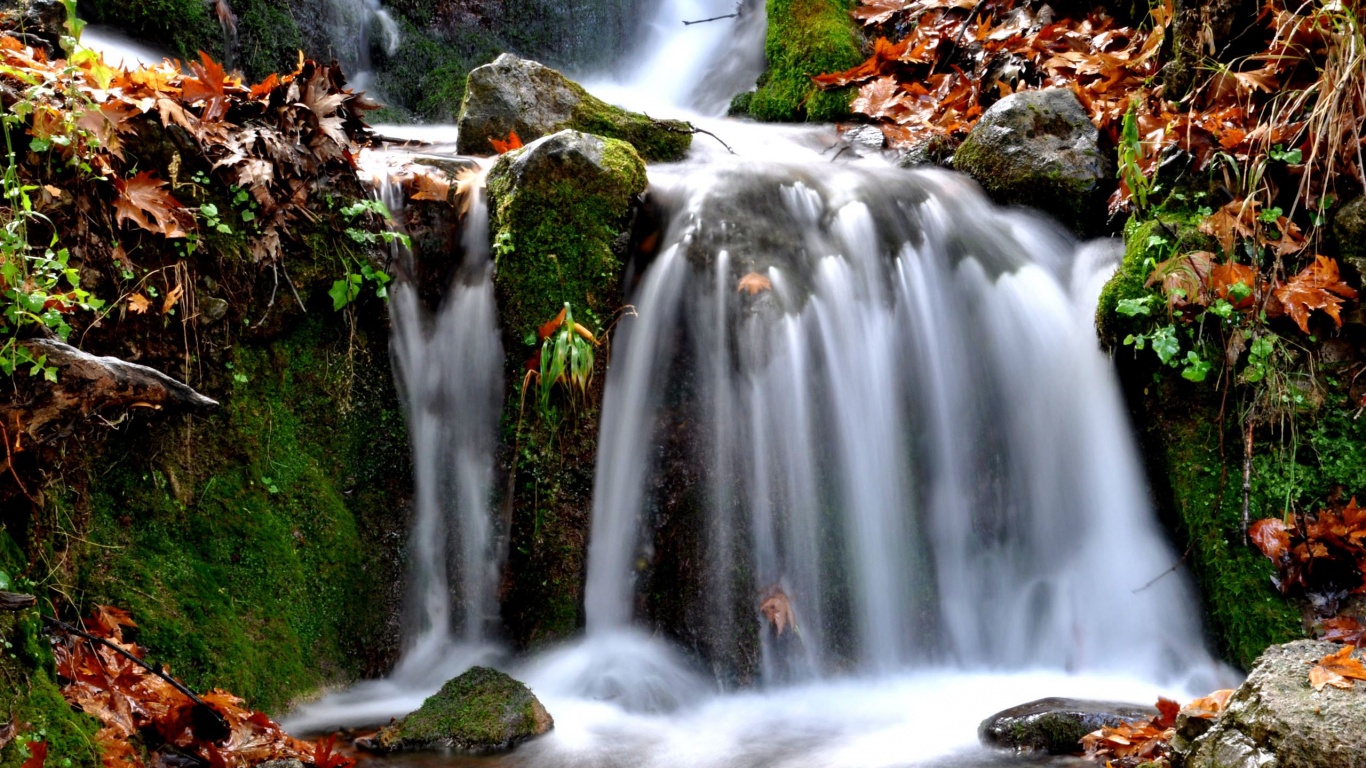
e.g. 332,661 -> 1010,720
1181,641 -> 1366,768
359,667 -> 553,753
979,698 -> 1157,755
746,0 -> 864,122
952,87 -> 1113,234
456,54 -> 691,162
486,129 -> 647,341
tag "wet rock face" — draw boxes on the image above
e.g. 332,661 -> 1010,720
951,87 -> 1112,235
357,666 -> 553,753
1180,640 -> 1366,768
979,697 -> 1157,755
455,54 -> 692,161
1333,196 -> 1366,276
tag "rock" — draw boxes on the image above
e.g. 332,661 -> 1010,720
1181,640 -> 1366,768
200,297 -> 229,324
456,54 -> 692,162
979,697 -> 1156,755
357,667 -> 552,753
254,760 -> 303,768
951,87 -> 1113,234
1333,196 -> 1366,277
486,129 -> 646,341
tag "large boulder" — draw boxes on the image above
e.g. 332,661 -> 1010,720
952,87 -> 1112,234
979,697 -> 1156,755
486,129 -> 646,341
358,667 -> 553,753
456,54 -> 692,162
1179,640 -> 1366,768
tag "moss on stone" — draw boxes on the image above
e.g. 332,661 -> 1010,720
368,666 -> 552,752
486,133 -> 646,342
0,611 -> 102,768
1096,213 -> 1215,350
565,88 -> 693,163
748,0 -> 864,123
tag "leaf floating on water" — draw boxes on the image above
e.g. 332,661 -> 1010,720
737,272 -> 773,296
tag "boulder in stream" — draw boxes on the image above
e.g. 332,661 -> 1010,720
456,53 -> 693,162
1178,640 -> 1366,768
486,129 -> 646,341
357,666 -> 553,753
979,697 -> 1157,754
952,87 -> 1112,234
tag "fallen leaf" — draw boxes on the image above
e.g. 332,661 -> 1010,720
759,587 -> 796,636
162,284 -> 184,315
1250,518 -> 1292,562
1274,256 -> 1358,334
127,294 -> 150,314
1318,617 -> 1366,647
737,272 -> 773,296
113,171 -> 187,238
21,741 -> 46,768
490,131 -> 523,154
1309,644 -> 1366,692
1182,689 -> 1233,719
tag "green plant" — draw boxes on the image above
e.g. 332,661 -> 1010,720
327,199 -> 403,310
1118,99 -> 1154,213
533,303 -> 596,415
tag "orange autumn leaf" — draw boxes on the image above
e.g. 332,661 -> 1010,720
1274,255 -> 1358,334
21,741 -> 46,768
1309,644 -> 1366,692
408,169 -> 451,202
490,130 -> 523,154
112,171 -> 188,238
1209,261 -> 1257,308
1249,517 -> 1292,561
538,306 -> 567,341
759,586 -> 796,636
1182,689 -> 1234,719
737,272 -> 773,295
1318,617 -> 1366,647
180,52 -> 235,122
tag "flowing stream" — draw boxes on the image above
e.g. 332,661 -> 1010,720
287,0 -> 1234,763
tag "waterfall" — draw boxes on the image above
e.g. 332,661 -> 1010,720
571,162 -> 1211,693
284,151 -> 503,732
322,0 -> 401,90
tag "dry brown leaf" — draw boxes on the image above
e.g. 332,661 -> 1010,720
759,587 -> 796,636
737,272 -> 773,296
126,294 -> 150,314
113,171 -> 187,238
162,284 -> 184,315
1309,645 -> 1366,692
1182,689 -> 1234,719
1250,518 -> 1292,562
1274,255 -> 1358,334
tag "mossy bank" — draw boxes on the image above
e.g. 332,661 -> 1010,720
740,0 -> 865,122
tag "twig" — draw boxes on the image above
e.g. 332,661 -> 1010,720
0,422 -> 35,503
43,616 -> 230,734
933,0 -> 990,76
0,592 -> 36,612
254,263 -> 279,327
683,12 -> 738,25
1133,544 -> 1193,593
650,118 -> 735,155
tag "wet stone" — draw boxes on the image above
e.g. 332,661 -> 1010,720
979,697 -> 1156,755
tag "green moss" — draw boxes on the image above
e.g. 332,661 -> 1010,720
1156,390 -> 1305,669
372,21 -> 501,123
234,0 -> 304,82
67,313 -> 407,714
748,0 -> 864,123
82,0 -> 223,62
374,666 -> 549,751
486,134 -> 646,342
565,88 -> 693,163
1096,213 -> 1215,350
1,611 -> 102,768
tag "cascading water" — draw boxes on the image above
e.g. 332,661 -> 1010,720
285,1 -> 1235,761
284,150 -> 504,732
321,0 -> 401,91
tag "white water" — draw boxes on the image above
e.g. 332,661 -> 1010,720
323,0 -> 402,91
82,27 -> 172,69
286,1 -> 1236,762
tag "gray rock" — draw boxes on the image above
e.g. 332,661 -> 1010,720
1333,196 -> 1366,276
254,760 -> 304,768
456,54 -> 692,162
951,87 -> 1112,234
979,697 -> 1156,754
200,297 -> 229,324
356,666 -> 553,754
1181,640 -> 1366,768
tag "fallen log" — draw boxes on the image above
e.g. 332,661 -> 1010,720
4,338 -> 218,444
0,591 -> 36,612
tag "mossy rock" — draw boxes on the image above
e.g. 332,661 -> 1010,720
952,88 -> 1112,234
486,129 -> 647,342
1333,195 -> 1366,276
979,698 -> 1157,755
1096,212 -> 1216,350
456,54 -> 692,162
747,0 -> 864,122
360,667 -> 553,753
82,0 -> 223,62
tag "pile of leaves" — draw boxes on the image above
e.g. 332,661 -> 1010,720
1250,497 -> 1366,638
818,0 -> 1168,171
0,32 -> 375,264
53,605 -> 354,768
1080,692 -> 1230,768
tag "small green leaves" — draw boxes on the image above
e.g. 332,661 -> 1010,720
1182,350 -> 1212,382
329,273 -> 363,310
1117,296 -> 1153,317
1151,325 -> 1180,365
